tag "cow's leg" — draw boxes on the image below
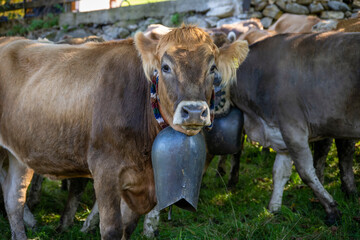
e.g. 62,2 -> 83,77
143,207 -> 160,238
61,179 -> 69,191
3,153 -> 34,240
26,173 -> 44,210
82,200 -> 156,237
227,152 -> 241,188
121,199 -> 140,239
57,178 -> 89,232
0,148 -> 6,170
268,152 -> 292,213
216,155 -> 227,177
335,139 -> 357,197
228,135 -> 244,188
0,151 -> 7,215
284,133 -> 340,225
23,204 -> 36,229
313,138 -> 332,184
81,201 -> 99,233
93,173 -> 122,239
0,155 -> 36,229
203,153 -> 215,176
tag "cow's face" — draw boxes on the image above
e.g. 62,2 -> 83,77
135,25 -> 249,135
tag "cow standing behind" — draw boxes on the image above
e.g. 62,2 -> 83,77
236,18 -> 359,206
0,25 -> 249,240
231,32 -> 360,224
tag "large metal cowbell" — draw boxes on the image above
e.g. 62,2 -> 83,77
151,127 -> 206,212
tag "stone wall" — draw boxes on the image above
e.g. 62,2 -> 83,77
2,0 -> 358,40
246,0 -> 359,27
57,0 -> 359,29
56,0 -> 359,34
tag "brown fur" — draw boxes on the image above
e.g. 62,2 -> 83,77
208,19 -> 263,39
56,35 -> 105,44
269,13 -> 321,33
336,17 -> 360,32
0,37 -> 158,239
239,28 -> 276,45
210,32 -> 231,49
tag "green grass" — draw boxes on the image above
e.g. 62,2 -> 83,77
1,140 -> 360,239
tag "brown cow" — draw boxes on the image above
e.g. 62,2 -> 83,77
237,14 -> 321,45
207,18 -> 263,40
0,25 -> 248,239
268,13 -> 321,33
336,16 -> 360,32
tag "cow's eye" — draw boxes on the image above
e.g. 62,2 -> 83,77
210,65 -> 217,74
161,64 -> 171,73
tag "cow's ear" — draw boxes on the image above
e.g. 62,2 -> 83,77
134,32 -> 158,81
216,40 -> 249,85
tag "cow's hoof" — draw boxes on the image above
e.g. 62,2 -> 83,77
345,192 -> 358,201
342,188 -> 358,200
55,224 -> 68,233
325,210 -> 342,226
268,205 -> 281,213
227,180 -> 238,191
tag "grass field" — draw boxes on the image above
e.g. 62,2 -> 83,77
1,140 -> 360,239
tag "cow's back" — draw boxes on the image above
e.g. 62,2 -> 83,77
233,32 -> 360,139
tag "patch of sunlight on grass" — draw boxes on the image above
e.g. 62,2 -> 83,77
254,177 -> 272,191
309,224 -> 327,233
355,141 -> 360,154
327,139 -> 337,158
258,207 -> 273,220
75,207 -> 91,222
211,192 -> 233,206
41,213 -> 60,224
287,172 -> 303,189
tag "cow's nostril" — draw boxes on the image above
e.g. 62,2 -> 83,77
181,106 -> 190,119
201,108 -> 208,118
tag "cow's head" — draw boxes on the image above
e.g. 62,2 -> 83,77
135,25 -> 249,135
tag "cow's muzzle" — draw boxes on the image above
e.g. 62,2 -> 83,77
151,127 -> 206,212
173,101 -> 211,130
